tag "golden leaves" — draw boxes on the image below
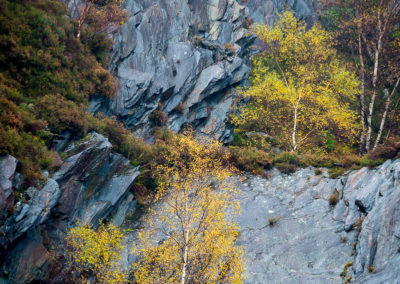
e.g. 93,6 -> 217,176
65,222 -> 128,284
232,12 -> 360,152
133,131 -> 244,283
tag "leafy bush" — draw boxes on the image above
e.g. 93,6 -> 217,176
0,0 -> 117,184
368,136 -> 400,160
148,110 -> 168,127
328,167 -> 345,178
273,152 -> 302,174
314,168 -> 323,175
36,94 -> 89,136
0,127 -> 52,182
229,146 -> 272,174
89,115 -> 154,164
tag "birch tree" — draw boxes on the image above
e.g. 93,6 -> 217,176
75,0 -> 126,38
132,132 -> 244,284
322,0 -> 400,152
231,12 -> 360,152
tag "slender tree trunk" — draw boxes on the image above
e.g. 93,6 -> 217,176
357,30 -> 367,154
181,195 -> 189,284
292,98 -> 300,152
373,78 -> 400,149
77,0 -> 92,38
365,14 -> 383,151
77,25 -> 82,38
181,229 -> 189,284
385,97 -> 400,139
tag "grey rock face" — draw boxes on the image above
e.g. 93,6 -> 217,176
238,160 -> 400,283
1,133 -> 140,283
3,179 -> 60,245
61,0 -> 317,140
236,169 -> 353,283
92,0 -> 254,140
52,132 -> 140,228
240,0 -> 318,25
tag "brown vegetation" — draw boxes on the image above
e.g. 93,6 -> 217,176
148,110 -> 168,127
328,190 -> 340,206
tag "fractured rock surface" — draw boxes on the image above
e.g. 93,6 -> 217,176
238,160 -> 400,283
0,133 -> 140,283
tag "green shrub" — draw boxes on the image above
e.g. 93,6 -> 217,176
275,162 -> 298,174
89,115 -> 154,164
299,153 -> 338,168
328,167 -> 345,178
273,152 -> 302,173
314,168 -> 323,175
232,130 -> 247,147
149,110 -> 168,127
229,146 -> 272,174
273,152 -> 301,165
0,127 -> 52,183
36,94 -> 89,136
359,157 -> 384,168
0,0 -> 117,184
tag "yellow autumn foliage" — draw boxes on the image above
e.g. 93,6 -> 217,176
231,12 -> 360,152
132,131 -> 244,283
65,222 -> 128,284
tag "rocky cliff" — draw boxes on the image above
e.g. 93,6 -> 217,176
86,0 -> 318,141
2,1 -> 400,283
237,161 -> 400,283
0,133 -> 139,283
2,134 -> 400,283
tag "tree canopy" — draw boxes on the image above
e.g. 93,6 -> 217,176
321,0 -> 400,152
65,222 -> 128,283
231,12 -> 360,153
132,132 -> 244,284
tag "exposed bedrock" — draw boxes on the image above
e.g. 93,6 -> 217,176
87,0 -> 318,141
238,159 -> 400,283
